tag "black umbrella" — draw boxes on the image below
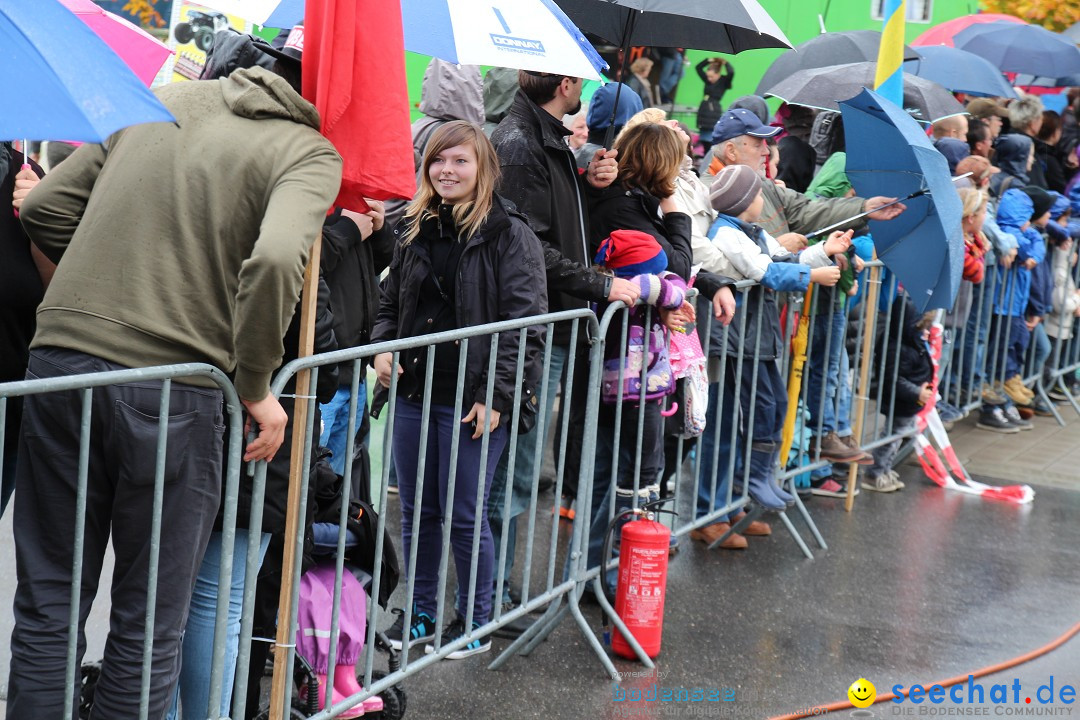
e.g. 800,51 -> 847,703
554,0 -> 792,145
755,30 -> 920,96
762,61 -> 965,124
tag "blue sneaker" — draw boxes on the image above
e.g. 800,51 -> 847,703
386,605 -> 436,650
427,615 -> 491,659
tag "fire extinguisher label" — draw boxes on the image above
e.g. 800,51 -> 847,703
619,546 -> 667,624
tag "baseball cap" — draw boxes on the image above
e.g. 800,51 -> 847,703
255,25 -> 303,64
965,98 -> 1009,120
712,108 -> 782,145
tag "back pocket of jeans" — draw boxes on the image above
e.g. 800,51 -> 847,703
113,401 -> 200,488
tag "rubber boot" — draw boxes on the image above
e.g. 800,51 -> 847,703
755,442 -> 795,505
746,446 -> 787,511
334,663 -> 384,715
300,674 -> 362,718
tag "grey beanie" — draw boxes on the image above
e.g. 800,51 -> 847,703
710,164 -> 761,217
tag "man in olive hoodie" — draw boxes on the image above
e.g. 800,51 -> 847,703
12,61 -> 341,718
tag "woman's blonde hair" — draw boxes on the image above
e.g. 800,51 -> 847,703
630,57 -> 653,75
402,121 -> 499,244
613,122 -> 684,199
616,108 -> 667,143
957,186 -> 988,220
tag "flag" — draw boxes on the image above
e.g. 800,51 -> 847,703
874,0 -> 906,107
302,0 -> 416,211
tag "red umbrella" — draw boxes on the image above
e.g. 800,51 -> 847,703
58,0 -> 172,86
912,12 -> 1024,48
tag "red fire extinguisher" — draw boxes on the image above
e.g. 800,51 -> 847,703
604,503 -> 672,660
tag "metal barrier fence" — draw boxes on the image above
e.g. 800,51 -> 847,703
3,244 -> 1079,719
0,363 -> 247,720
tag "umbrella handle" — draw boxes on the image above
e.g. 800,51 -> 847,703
804,188 -> 928,241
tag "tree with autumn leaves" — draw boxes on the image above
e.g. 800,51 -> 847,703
981,0 -> 1080,32
123,0 -> 165,28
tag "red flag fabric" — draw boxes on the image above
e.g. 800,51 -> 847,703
302,0 -> 416,211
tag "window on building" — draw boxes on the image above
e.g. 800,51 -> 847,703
871,0 -> 932,23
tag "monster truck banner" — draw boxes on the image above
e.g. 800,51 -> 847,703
162,1 -> 253,83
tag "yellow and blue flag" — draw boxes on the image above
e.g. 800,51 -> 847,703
874,0 -> 906,107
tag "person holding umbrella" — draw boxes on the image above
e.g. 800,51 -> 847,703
11,50 -> 342,718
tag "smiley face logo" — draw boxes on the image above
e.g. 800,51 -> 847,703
848,678 -> 876,708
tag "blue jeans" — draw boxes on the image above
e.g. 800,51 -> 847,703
586,401 -> 663,570
960,277 -> 994,394
489,345 -> 568,603
657,52 -> 684,97
394,400 -> 506,624
991,314 -> 1031,380
696,379 -> 738,521
319,382 -> 367,476
806,309 -> 849,436
167,530 -> 271,720
1030,322 -> 1051,378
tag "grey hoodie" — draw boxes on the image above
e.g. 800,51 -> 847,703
23,67 -> 342,400
411,59 -> 484,154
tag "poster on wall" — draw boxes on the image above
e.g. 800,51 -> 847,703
162,1 -> 252,82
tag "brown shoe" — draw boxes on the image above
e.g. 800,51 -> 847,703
731,512 -> 771,536
689,522 -> 748,549
839,434 -> 873,465
814,431 -> 863,462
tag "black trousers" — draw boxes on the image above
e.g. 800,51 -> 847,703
7,347 -> 224,720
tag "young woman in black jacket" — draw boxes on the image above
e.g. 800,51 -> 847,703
372,121 -> 547,658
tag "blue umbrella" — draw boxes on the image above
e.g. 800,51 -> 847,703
955,21 -> 1080,78
0,0 -> 174,142
904,45 -> 1017,99
839,88 -> 964,312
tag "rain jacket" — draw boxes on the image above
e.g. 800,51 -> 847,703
371,195 -> 548,416
411,59 -> 484,155
492,90 -> 612,344
1047,246 -> 1080,339
482,67 -> 518,136
990,134 -> 1033,198
22,66 -> 342,401
993,189 -> 1046,318
876,295 -> 933,419
699,214 -> 833,361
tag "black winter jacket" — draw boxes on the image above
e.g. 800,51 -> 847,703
876,295 -> 933,419
321,211 -> 394,385
372,195 -> 548,416
695,59 -> 734,135
587,184 -> 694,282
491,91 -> 611,343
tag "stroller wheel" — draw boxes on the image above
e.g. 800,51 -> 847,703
368,670 -> 406,720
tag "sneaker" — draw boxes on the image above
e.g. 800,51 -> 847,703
1001,403 -> 1033,431
861,472 -> 902,493
385,606 -> 436,651
386,481 -> 399,495
838,434 -> 873,465
886,469 -> 905,489
1033,397 -> 1055,417
980,384 -> 1007,406
809,477 -> 859,498
426,616 -> 491,659
976,406 -> 1020,434
491,601 -> 535,640
813,431 -> 865,462
936,401 -> 964,424
1047,386 -> 1070,403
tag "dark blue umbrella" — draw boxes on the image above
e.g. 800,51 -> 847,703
840,87 -> 964,312
0,0 -> 174,142
955,21 -> 1080,78
904,45 -> 1017,99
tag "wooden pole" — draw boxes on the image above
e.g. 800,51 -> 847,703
268,235 -> 322,719
845,254 -> 880,512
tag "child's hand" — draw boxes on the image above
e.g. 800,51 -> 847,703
847,280 -> 859,297
661,301 -> 695,332
823,229 -> 853,256
712,286 -> 736,326
1025,315 -> 1041,330
918,382 -> 934,406
810,266 -> 841,287
1024,258 -> 1038,270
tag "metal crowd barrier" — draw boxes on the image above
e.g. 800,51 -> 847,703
5,240 -> 1080,720
0,363 -> 247,720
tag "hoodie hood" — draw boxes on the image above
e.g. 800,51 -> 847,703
418,59 -> 484,125
218,66 -> 320,130
994,134 -> 1033,185
484,67 -> 519,125
997,188 -> 1035,230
